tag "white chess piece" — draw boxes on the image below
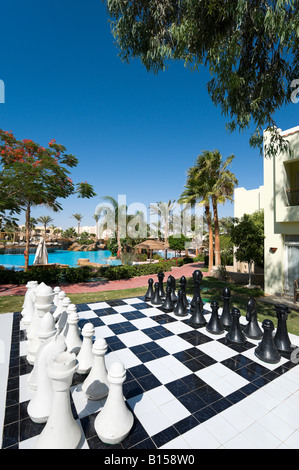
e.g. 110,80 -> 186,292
56,296 -> 71,333
53,290 -> 66,321
28,310 -> 57,390
26,284 -> 55,365
76,323 -> 95,374
21,281 -> 38,317
94,361 -> 134,444
82,338 -> 109,400
61,302 -> 76,337
27,334 -> 66,423
50,286 -> 61,314
65,305 -> 82,355
34,351 -> 81,449
22,285 -> 38,332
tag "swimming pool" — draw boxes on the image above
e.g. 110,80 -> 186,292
0,250 -> 122,270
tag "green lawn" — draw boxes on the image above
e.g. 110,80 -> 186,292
1,275 -> 298,336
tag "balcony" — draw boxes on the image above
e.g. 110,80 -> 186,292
286,188 -> 299,206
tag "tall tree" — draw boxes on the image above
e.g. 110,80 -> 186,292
0,130 -> 96,270
104,0 -> 298,153
203,150 -> 238,267
72,213 -> 84,236
37,215 -> 54,239
179,167 -> 214,273
98,195 -> 127,262
150,200 -> 176,257
179,150 -> 238,271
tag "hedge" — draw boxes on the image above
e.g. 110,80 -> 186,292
0,256 -> 197,285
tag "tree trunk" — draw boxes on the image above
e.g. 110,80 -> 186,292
205,204 -> 214,273
24,204 -> 31,271
212,196 -> 221,267
248,261 -> 252,287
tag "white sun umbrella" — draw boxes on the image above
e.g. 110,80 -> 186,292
33,238 -> 48,265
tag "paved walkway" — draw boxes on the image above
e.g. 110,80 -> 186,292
0,262 -> 208,296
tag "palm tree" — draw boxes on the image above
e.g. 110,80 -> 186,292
179,169 -> 214,272
203,151 -> 238,267
92,213 -> 100,240
37,215 -> 54,239
179,150 -> 238,271
97,196 -> 126,262
71,213 -> 83,236
150,200 -> 176,258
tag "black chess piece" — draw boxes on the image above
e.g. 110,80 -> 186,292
226,307 -> 247,344
189,295 -> 206,327
151,282 -> 162,305
243,297 -> 263,340
157,272 -> 166,299
167,275 -> 177,302
273,304 -> 293,357
220,287 -> 233,330
179,276 -> 189,308
160,286 -> 175,312
145,278 -> 154,301
206,300 -> 224,335
255,319 -> 281,364
173,289 -> 188,317
190,270 -> 203,311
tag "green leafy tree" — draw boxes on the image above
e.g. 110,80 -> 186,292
104,0 -> 298,153
230,210 -> 264,287
0,130 -> 96,270
168,234 -> 190,257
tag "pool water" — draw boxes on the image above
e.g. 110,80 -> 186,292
0,250 -> 122,270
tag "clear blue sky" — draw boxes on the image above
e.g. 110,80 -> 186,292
1,0 -> 298,230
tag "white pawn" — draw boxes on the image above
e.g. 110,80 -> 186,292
53,290 -> 66,321
50,286 -> 61,314
26,284 -> 55,365
82,338 -> 109,400
65,305 -> 82,355
27,334 -> 66,423
94,362 -> 134,445
34,351 -> 81,449
76,323 -> 95,374
28,310 -> 57,390
56,296 -> 71,333
61,302 -> 76,337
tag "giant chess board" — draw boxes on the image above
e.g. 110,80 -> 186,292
1,293 -> 299,450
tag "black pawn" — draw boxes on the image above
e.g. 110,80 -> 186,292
157,272 -> 166,299
179,276 -> 189,309
243,297 -> 263,340
145,278 -> 154,301
206,301 -> 224,335
161,286 -> 175,312
255,319 -> 281,364
190,270 -> 203,311
190,295 -> 206,327
167,275 -> 177,302
151,282 -> 162,305
226,307 -> 247,344
173,289 -> 188,317
274,304 -> 293,357
220,287 -> 233,330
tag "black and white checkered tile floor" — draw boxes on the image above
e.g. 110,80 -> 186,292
1,295 -> 299,449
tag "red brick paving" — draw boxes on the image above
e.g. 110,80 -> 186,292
0,262 -> 208,296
